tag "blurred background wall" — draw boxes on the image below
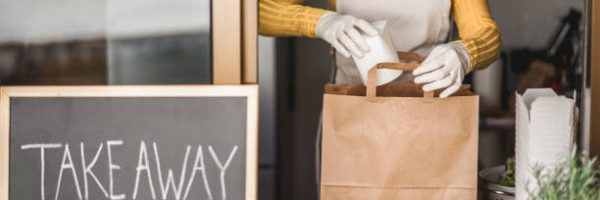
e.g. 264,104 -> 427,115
489,0 -> 583,49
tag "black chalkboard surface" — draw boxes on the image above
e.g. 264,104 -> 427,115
0,86 -> 258,200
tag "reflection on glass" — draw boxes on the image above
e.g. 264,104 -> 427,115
0,0 -> 211,85
107,0 -> 211,84
0,0 -> 107,84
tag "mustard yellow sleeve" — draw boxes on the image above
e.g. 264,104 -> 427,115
259,0 -> 328,38
452,0 -> 502,73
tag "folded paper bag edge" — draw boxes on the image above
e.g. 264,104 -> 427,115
320,183 -> 477,190
324,83 -> 475,97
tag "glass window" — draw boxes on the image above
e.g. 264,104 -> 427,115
0,0 -> 211,85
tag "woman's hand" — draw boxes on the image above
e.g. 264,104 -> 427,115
412,42 -> 471,98
316,12 -> 378,58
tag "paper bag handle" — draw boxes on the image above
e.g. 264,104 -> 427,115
366,52 -> 434,98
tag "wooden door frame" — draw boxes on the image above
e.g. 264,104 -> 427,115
242,0 -> 258,84
212,0 -> 257,84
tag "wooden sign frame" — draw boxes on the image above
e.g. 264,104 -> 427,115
0,85 -> 258,200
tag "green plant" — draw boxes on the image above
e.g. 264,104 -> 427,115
499,156 -> 515,187
529,150 -> 600,200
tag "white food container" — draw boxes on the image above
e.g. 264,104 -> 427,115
352,20 -> 401,86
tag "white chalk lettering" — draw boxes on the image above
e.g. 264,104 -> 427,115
106,140 -> 125,200
54,144 -> 83,200
153,142 -> 191,200
19,141 -> 240,200
209,146 -> 238,200
132,141 -> 156,199
183,145 -> 213,200
21,143 -> 62,200
80,143 -> 109,199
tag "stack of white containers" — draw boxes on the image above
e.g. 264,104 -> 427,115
515,88 -> 576,200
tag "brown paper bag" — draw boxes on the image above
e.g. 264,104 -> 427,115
321,57 -> 479,199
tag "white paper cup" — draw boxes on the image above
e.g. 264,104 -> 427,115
352,21 -> 400,86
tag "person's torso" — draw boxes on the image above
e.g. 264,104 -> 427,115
333,0 -> 452,83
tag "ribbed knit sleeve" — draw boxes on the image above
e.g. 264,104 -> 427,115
452,0 -> 502,72
259,0 -> 328,38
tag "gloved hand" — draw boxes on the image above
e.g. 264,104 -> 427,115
412,41 -> 471,98
316,12 -> 378,58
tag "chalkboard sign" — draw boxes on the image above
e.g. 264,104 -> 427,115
0,85 -> 258,200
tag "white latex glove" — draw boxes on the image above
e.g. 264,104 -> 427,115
412,42 -> 471,98
316,12 -> 378,58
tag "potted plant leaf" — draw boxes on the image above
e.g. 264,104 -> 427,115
528,150 -> 600,200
